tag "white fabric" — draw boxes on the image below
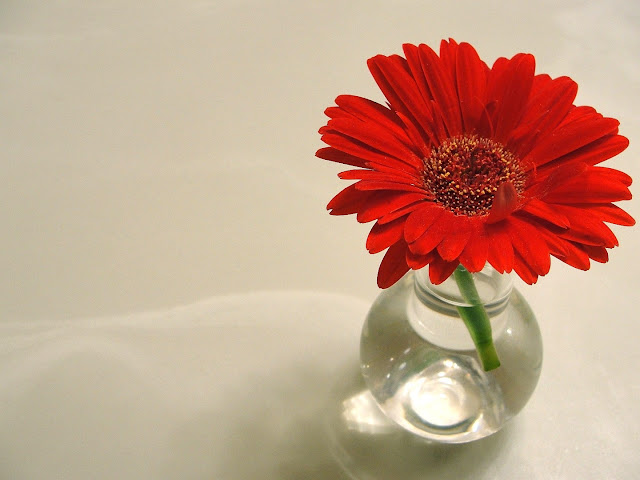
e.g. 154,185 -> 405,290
0,292 -> 366,479
1,290 -> 639,479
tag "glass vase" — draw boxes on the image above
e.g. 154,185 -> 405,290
360,264 -> 542,443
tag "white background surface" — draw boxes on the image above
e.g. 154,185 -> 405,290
1,1 -> 639,478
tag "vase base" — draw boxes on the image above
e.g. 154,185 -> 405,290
380,354 -> 503,443
324,360 -> 514,480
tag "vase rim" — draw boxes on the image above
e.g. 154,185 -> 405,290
413,264 -> 513,314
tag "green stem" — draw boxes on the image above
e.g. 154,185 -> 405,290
453,266 -> 501,371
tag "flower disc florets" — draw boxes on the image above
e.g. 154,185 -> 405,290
423,135 -> 526,216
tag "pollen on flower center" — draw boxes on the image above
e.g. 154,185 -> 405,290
422,135 -> 526,216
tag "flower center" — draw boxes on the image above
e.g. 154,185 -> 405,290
422,135 -> 526,216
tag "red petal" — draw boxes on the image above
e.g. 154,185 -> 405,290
456,42 -> 488,132
327,183 -> 370,215
486,223 -> 514,273
580,244 -> 609,263
416,43 -> 463,136
377,241 -> 411,288
436,216 -> 472,261
558,105 -> 596,127
533,226 -> 571,258
512,251 -> 539,284
475,100 -> 496,138
439,38 -> 459,80
428,255 -> 460,285
578,203 -> 636,226
543,166 -> 632,204
554,240 -> 591,270
334,94 -> 409,141
324,106 -> 347,119
366,159 -> 423,177
357,192 -> 425,223
367,54 -> 437,145
437,232 -> 472,262
401,44 -> 446,145
379,200 -> 425,224
367,217 -> 406,254
539,135 -> 629,174
402,43 -> 434,102
429,99 -> 455,142
530,73 -> 552,96
406,249 -> 437,270
490,53 -> 536,143
527,161 -> 588,200
404,203 -> 445,243
409,209 -> 455,255
320,132 -> 415,175
459,220 -> 489,272
518,76 -> 577,127
596,166 -> 633,186
507,217 -> 551,275
490,56 -> 510,76
355,180 -> 427,194
520,198 -> 570,228
486,182 -> 519,224
554,205 -> 619,247
509,76 -> 578,157
338,168 -> 420,183
524,114 -> 620,168
316,147 -> 367,168
326,116 -> 422,168
394,109 -> 433,156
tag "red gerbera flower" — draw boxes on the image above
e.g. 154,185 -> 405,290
317,39 -> 634,288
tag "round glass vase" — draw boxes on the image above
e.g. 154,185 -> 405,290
360,264 -> 542,444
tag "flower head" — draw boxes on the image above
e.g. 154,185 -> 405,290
317,40 -> 634,288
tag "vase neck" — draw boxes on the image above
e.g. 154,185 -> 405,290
413,265 -> 512,315
408,265 -> 512,350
